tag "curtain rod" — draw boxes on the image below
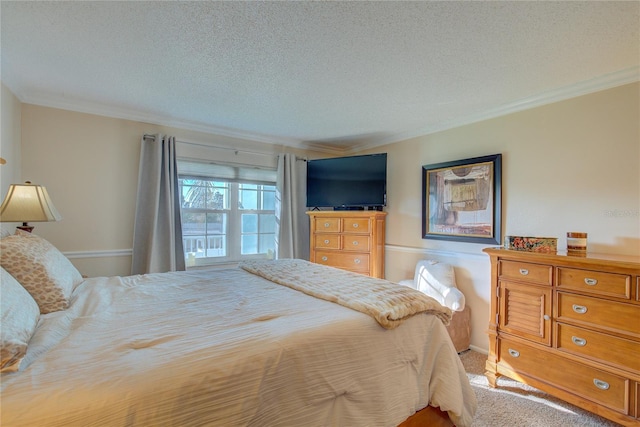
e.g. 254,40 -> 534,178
143,134 -> 277,159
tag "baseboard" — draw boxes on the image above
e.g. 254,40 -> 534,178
469,344 -> 488,355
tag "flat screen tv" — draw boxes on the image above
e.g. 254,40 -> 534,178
306,153 -> 387,209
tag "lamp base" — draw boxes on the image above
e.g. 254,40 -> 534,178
17,223 -> 34,233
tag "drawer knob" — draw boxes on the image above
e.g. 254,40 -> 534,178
321,256 -> 328,262
508,348 -> 520,358
352,240 -> 358,245
519,269 -> 529,276
324,239 -> 330,244
572,304 -> 588,314
324,222 -> 330,228
584,278 -> 598,286
571,336 -> 587,347
354,258 -> 361,264
352,223 -> 359,228
593,379 -> 610,390
543,314 -> 550,321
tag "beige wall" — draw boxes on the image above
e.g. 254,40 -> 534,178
367,82 -> 640,351
1,83 -> 22,199
18,104 -> 321,277
0,83 -> 23,237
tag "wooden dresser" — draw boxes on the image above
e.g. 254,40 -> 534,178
483,248 -> 640,426
307,211 -> 386,278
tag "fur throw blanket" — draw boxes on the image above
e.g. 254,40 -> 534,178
240,259 -> 451,329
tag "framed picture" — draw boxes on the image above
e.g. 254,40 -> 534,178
422,154 -> 502,244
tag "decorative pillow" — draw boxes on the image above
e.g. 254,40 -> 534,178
0,231 -> 83,314
1,267 -> 40,373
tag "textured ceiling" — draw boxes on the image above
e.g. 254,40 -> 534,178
1,1 -> 638,153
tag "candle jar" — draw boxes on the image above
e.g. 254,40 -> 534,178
567,232 -> 587,254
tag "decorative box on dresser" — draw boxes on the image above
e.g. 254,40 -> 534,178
483,247 -> 640,426
307,211 -> 386,278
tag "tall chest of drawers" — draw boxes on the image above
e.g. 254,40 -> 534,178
307,211 -> 386,278
484,248 -> 640,426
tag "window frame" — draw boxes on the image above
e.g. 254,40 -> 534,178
178,162 -> 277,267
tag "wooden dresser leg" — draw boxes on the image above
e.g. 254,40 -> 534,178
484,368 -> 499,388
485,331 -> 500,388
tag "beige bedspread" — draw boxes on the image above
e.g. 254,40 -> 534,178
1,265 -> 476,427
241,259 -> 452,329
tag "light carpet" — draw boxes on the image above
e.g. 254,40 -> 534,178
458,350 -> 622,426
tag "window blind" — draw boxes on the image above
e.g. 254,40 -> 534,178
178,159 -> 276,184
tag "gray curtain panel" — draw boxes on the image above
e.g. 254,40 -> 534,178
276,153 -> 309,260
131,134 -> 186,274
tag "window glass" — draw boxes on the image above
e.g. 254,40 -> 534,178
259,235 -> 275,254
206,212 -> 225,235
239,186 -> 258,210
241,234 -> 259,255
210,185 -> 228,210
242,214 -> 258,233
262,187 -> 276,210
178,163 -> 277,266
260,214 -> 276,233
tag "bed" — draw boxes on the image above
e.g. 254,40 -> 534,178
1,231 -> 476,427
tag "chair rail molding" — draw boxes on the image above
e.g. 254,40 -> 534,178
63,249 -> 132,259
385,244 -> 487,261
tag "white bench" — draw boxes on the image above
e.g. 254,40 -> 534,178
399,260 -> 471,353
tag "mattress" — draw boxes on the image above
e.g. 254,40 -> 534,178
1,265 -> 476,426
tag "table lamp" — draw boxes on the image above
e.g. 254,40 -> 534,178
0,181 -> 62,232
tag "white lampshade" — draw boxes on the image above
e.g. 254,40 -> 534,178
0,182 -> 62,227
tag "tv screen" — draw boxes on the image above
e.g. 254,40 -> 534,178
306,153 -> 387,209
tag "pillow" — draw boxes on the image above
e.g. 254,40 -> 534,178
1,267 -> 40,373
0,231 -> 83,314
413,259 -> 465,311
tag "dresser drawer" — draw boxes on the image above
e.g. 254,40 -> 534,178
557,293 -> 640,337
314,250 -> 370,273
314,217 -> 340,232
556,323 -> 640,372
342,218 -> 370,233
557,267 -> 631,299
314,234 -> 340,249
499,338 -> 630,414
499,260 -> 552,285
343,235 -> 370,251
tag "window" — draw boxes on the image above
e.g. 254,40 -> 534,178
178,160 -> 277,266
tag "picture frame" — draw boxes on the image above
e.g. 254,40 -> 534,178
422,154 -> 502,244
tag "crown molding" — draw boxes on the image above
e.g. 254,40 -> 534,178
355,66 -> 640,152
12,66 -> 639,155
17,91 -> 313,150
17,91 -> 356,155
